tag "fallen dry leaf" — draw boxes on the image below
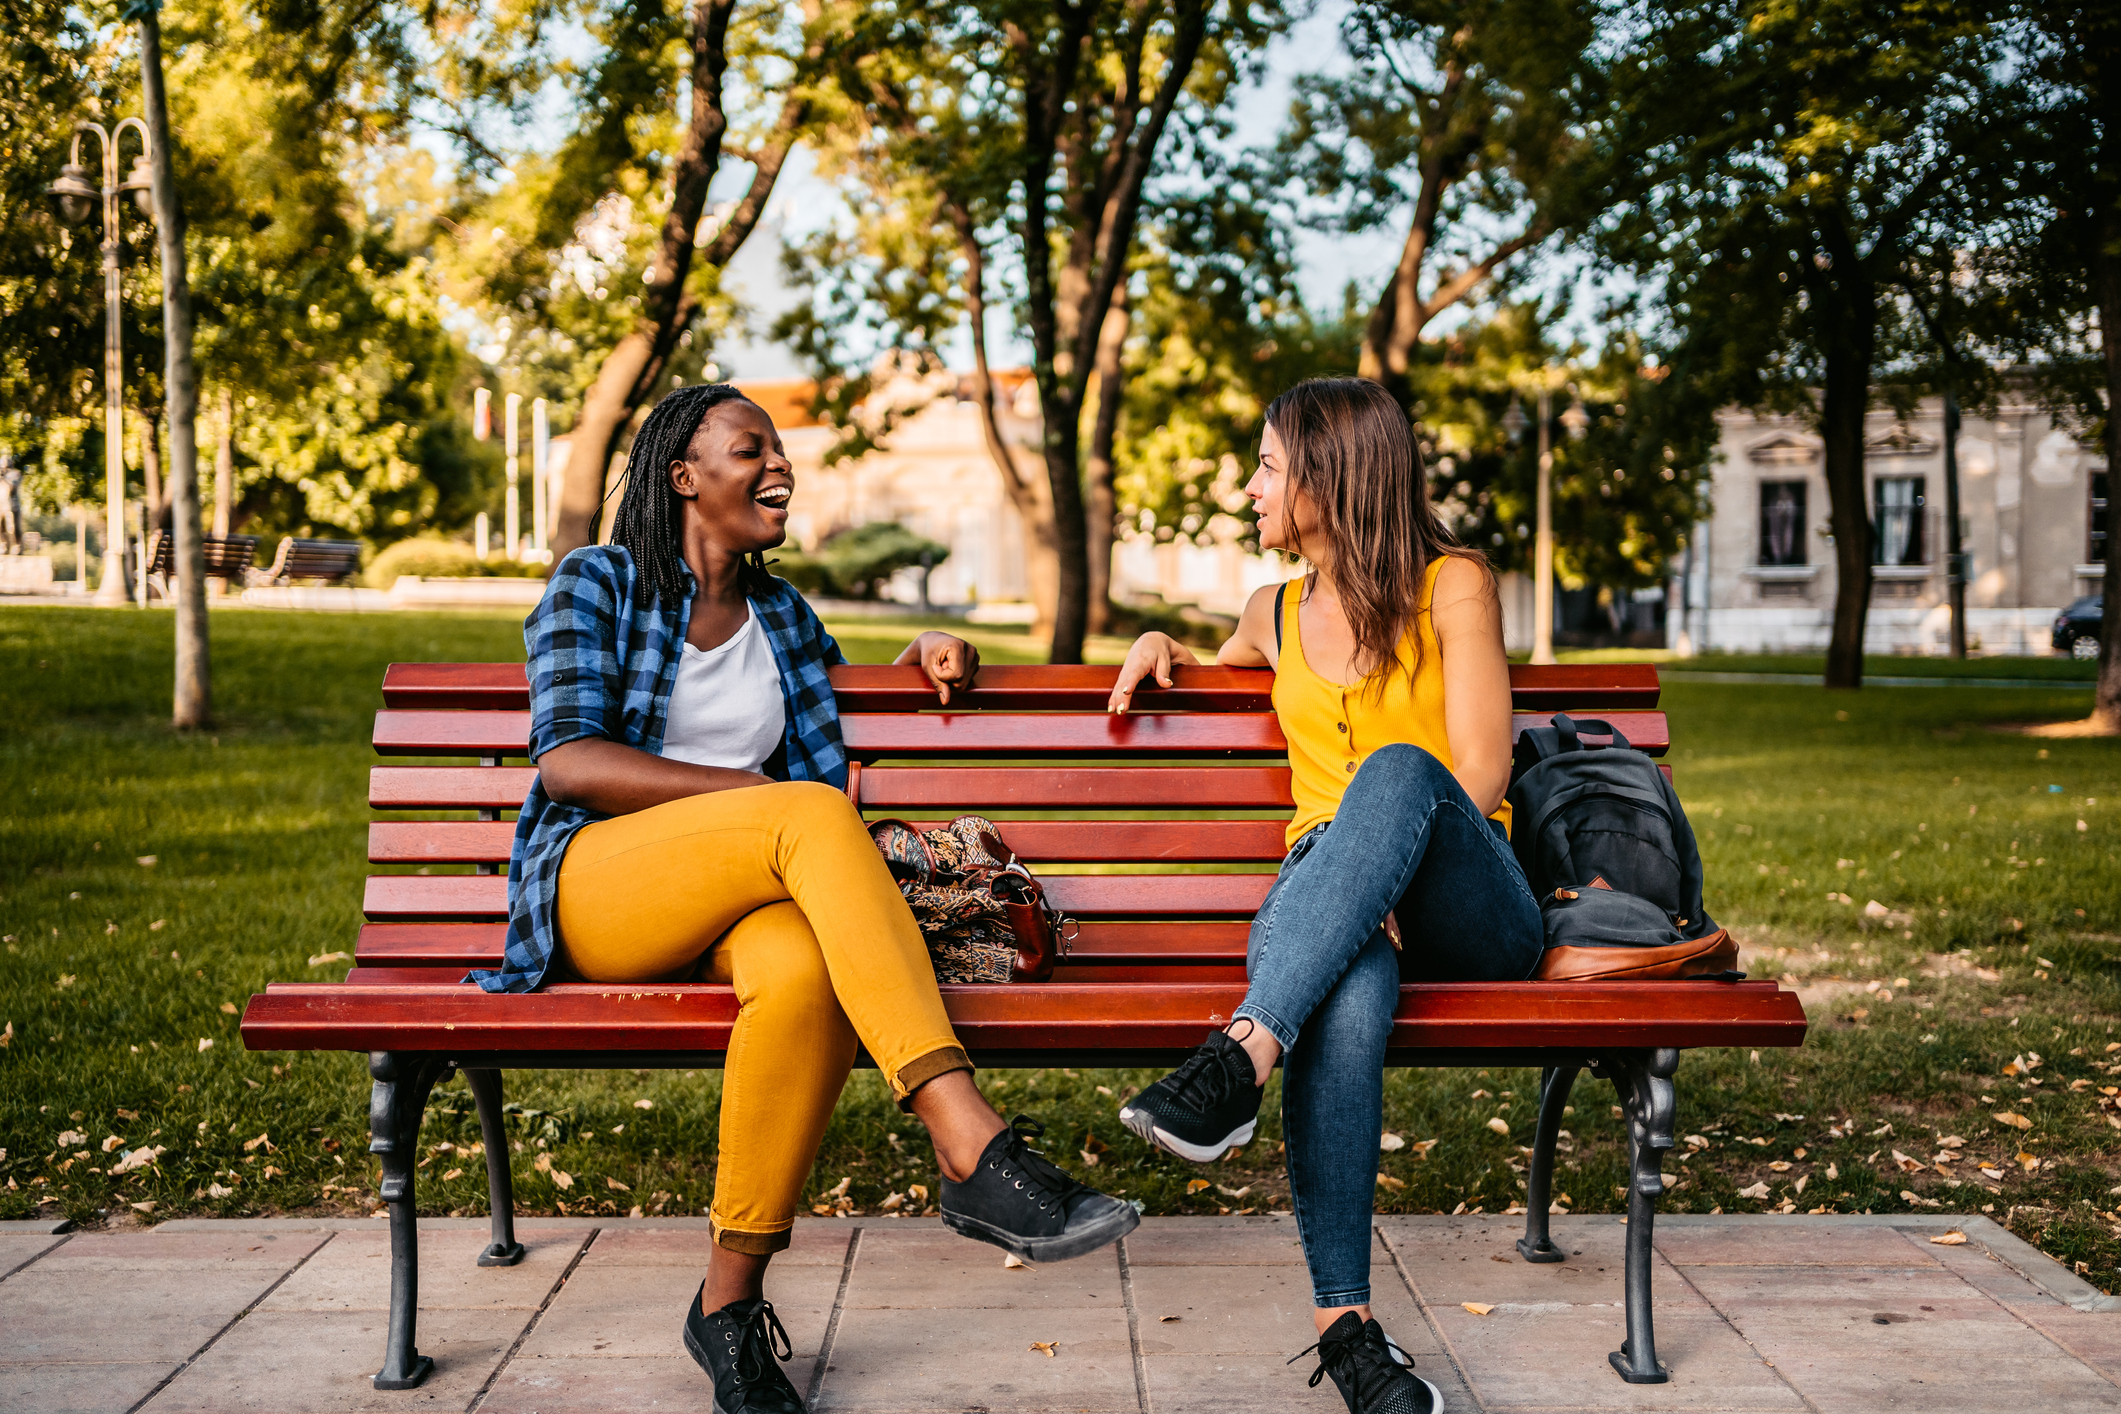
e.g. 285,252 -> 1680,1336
1185,1178 -> 1211,1195
197,1038 -> 213,1052
100,1135 -> 121,1153
634,1099 -> 654,1110
1003,1253 -> 1028,1269
1376,1174 -> 1406,1192
1486,1118 -> 1510,1136
1029,1341 -> 1058,1358
533,1153 -> 553,1173
2017,1152 -> 2041,1172
241,1133 -> 271,1153
551,1170 -> 575,1190
441,1168 -> 464,1181
1380,1132 -> 1406,1152
1930,1231 -> 1969,1246
906,1184 -> 928,1204
1768,1160 -> 1793,1172
307,951 -> 352,968
606,1176 -> 631,1192
1892,1150 -> 1925,1173
1159,1315 -> 1182,1323
1825,1163 -> 1839,1180
1079,1150 -> 1101,1167
1737,1181 -> 1772,1200
1993,1112 -> 2033,1130
1409,1138 -> 1440,1158
1461,1303 -> 1495,1316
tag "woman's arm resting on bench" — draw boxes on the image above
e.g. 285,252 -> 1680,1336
536,738 -> 770,817
1106,583 -> 1278,713
1432,555 -> 1512,817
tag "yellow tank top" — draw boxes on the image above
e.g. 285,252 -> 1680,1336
1273,559 -> 1512,848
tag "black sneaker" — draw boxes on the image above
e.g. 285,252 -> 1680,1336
940,1114 -> 1140,1262
1118,1028 -> 1265,1162
1292,1311 -> 1443,1414
681,1285 -> 805,1414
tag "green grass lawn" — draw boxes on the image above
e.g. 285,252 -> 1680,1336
3,605 -> 2120,1290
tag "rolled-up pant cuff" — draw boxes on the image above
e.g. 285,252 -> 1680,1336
891,1044 -> 973,1110
711,1217 -> 793,1256
1314,1286 -> 1371,1309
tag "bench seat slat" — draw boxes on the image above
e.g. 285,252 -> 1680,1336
379,662 -> 1664,713
362,872 -> 1278,922
857,766 -> 1295,810
371,766 -> 538,810
371,709 -> 1669,759
354,920 -> 1257,966
241,979 -> 1807,1056
368,818 -> 1294,865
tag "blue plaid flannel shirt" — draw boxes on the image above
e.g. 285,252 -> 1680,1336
474,544 -> 848,993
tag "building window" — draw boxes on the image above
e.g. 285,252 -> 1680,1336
1759,481 -> 1806,566
1872,476 -> 1926,566
2094,470 -> 2109,565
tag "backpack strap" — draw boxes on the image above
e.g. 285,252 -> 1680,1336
1273,581 -> 1287,656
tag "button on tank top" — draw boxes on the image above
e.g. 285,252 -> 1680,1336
1272,557 -> 1512,848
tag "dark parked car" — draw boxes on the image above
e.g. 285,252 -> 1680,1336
2053,594 -> 2105,659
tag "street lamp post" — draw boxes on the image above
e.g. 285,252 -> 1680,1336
505,392 -> 522,560
48,121 -> 155,607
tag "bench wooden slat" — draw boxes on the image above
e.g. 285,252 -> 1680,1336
371,766 -> 539,810
362,872 -> 1277,921
368,818 -> 1293,865
857,765 -> 1296,810
372,708 -> 1669,759
353,920 -> 1257,967
380,662 -> 1663,712
241,979 -> 1808,1056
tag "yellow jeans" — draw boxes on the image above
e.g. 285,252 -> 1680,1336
554,779 -> 970,1254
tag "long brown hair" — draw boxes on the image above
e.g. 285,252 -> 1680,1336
1264,377 -> 1483,693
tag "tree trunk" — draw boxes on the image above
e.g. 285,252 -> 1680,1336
140,412 -> 163,528
139,6 -> 209,729
552,0 -> 742,560
950,208 -> 1060,634
1083,284 -> 1129,636
2094,197 -> 2121,732
1817,276 -> 1876,692
213,387 -> 234,537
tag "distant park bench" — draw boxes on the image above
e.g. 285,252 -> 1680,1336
239,659 -> 1808,1390
256,536 -> 363,585
144,531 -> 257,596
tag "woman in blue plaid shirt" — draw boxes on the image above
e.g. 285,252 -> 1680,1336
504,384 -> 1135,1412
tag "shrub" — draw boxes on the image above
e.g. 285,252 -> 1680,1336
365,538 -> 543,588
771,522 -> 948,600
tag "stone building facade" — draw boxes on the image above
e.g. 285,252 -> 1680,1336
1676,398 -> 2108,656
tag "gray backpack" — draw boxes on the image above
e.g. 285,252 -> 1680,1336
1507,714 -> 1734,979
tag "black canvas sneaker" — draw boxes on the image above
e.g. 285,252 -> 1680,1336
940,1115 -> 1140,1262
1292,1311 -> 1443,1414
1118,1028 -> 1265,1162
681,1286 -> 806,1414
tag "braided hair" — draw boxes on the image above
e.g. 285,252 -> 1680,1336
606,382 -> 767,603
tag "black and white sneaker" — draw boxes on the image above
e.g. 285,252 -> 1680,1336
1118,1028 -> 1265,1162
681,1286 -> 805,1413
940,1114 -> 1140,1262
1293,1311 -> 1443,1414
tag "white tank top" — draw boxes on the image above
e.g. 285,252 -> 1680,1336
658,605 -> 786,773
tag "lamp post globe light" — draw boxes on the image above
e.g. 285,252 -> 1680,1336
48,119 -> 156,606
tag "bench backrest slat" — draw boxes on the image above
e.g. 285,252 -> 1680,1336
379,661 -> 1663,712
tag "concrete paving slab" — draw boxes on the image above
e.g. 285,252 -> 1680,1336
1,1264 -> 295,1364
1428,1305 -> 1802,1411
581,1220 -> 855,1267
1743,1348 -> 2119,1413
0,1361 -> 171,1414
477,1355 -> 710,1413
0,1232 -> 69,1280
516,1258 -> 840,1361
818,1303 -> 1138,1412
1911,1229 -> 2062,1304
1656,1222 -> 1942,1270
0,1217 -> 75,1233
140,1306 -> 522,1413
29,1228 -> 326,1273
845,1228 -> 1123,1309
1683,1263 -> 2047,1317
258,1227 -> 582,1312
1122,1219 -> 1306,1266
1379,1216 -> 1703,1312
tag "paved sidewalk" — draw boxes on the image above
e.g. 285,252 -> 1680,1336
3,1213 -> 2118,1413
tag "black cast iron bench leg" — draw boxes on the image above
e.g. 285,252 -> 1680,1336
463,1067 -> 526,1267
1594,1047 -> 1679,1384
1517,1063 -> 1582,1264
370,1050 -> 454,1390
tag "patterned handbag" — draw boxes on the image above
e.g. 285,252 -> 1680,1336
868,815 -> 1068,983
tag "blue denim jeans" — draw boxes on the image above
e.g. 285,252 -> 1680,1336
1233,743 -> 1543,1308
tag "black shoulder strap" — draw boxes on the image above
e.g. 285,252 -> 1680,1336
1273,581 -> 1287,655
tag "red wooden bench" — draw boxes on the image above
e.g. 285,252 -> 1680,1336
240,660 -> 1806,1390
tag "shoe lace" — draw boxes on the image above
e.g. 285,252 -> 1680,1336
1288,1322 -> 1417,1412
1165,1039 -> 1241,1114
733,1299 -> 794,1386
994,1115 -> 1083,1206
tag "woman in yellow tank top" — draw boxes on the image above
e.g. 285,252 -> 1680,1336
1106,378 -> 1542,1410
